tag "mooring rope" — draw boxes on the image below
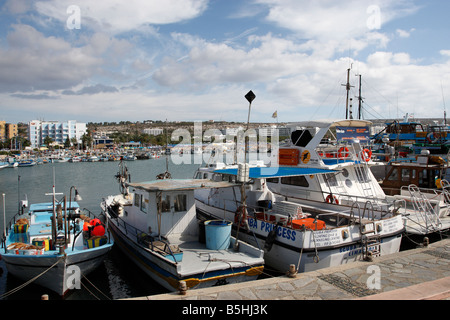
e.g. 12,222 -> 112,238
0,256 -> 65,299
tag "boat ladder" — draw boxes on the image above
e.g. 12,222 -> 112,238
407,184 -> 442,234
351,144 -> 377,201
351,202 -> 381,261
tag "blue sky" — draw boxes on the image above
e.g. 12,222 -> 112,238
0,0 -> 449,124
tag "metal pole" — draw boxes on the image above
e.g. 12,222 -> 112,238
2,193 -> 6,239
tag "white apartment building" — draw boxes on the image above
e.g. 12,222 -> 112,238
142,128 -> 164,135
28,120 -> 87,148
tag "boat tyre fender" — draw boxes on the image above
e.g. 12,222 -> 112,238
264,222 -> 282,252
326,194 -> 339,205
338,147 -> 349,159
361,148 -> 372,162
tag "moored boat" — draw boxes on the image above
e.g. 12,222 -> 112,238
101,162 -> 264,292
1,186 -> 114,296
194,119 -> 406,273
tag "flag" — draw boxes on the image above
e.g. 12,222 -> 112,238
272,111 -> 278,118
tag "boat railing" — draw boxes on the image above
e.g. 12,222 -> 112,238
404,184 -> 443,233
105,205 -> 179,262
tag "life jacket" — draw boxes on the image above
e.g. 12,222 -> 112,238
83,218 -> 105,237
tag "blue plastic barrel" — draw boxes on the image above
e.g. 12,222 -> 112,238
204,220 -> 232,250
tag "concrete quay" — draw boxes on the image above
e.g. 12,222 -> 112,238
129,238 -> 450,301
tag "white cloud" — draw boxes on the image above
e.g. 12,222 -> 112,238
34,0 -> 209,34
396,28 -> 414,38
0,24 -> 101,93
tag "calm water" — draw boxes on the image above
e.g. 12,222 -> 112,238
0,156 -> 201,300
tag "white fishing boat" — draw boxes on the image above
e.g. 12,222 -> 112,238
1,186 -> 114,296
194,119 -> 406,273
101,162 -> 264,292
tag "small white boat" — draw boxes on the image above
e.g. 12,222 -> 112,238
1,187 -> 114,296
70,156 -> 82,162
87,156 -> 99,162
18,159 -> 36,167
122,154 -> 136,161
101,162 -> 264,292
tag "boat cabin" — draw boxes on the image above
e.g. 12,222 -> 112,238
122,179 -> 236,242
379,156 -> 448,195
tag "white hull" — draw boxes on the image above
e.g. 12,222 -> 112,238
108,213 -> 263,292
196,200 -> 403,273
3,245 -> 112,296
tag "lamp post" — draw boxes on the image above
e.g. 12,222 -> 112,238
68,186 -> 82,243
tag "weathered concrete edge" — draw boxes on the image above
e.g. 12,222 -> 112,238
124,238 -> 450,301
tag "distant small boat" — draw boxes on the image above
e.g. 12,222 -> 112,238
122,154 -> 136,161
70,156 -> 82,162
18,159 -> 36,167
87,156 -> 99,162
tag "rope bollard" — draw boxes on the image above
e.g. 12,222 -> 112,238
179,281 -> 187,295
286,264 -> 297,278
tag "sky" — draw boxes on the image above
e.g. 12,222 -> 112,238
0,0 -> 449,124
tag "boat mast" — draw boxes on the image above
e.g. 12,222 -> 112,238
342,68 -> 354,119
357,74 -> 363,120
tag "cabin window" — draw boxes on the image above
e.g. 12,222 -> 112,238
195,172 -> 202,179
267,178 -> 279,184
161,195 -> 171,213
387,168 -> 399,181
281,176 -> 309,187
323,173 -> 338,187
134,194 -> 140,207
140,196 -> 148,213
402,169 -> 411,182
341,169 -> 349,178
174,194 -> 187,212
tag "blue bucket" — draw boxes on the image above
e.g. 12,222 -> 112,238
205,220 -> 232,250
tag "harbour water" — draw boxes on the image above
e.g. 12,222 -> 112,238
0,156 -> 201,300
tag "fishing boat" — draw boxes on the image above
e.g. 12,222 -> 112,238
1,186 -> 114,296
194,119 -> 406,273
101,162 -> 264,292
372,114 -> 450,155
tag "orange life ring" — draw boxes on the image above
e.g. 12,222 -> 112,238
338,147 -> 349,159
361,148 -> 372,162
325,195 -> 339,205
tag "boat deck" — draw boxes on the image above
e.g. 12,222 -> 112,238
175,239 -> 264,277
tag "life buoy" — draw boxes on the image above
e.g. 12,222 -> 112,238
361,148 -> 372,162
427,132 -> 440,144
338,147 -> 349,159
326,194 -> 339,205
